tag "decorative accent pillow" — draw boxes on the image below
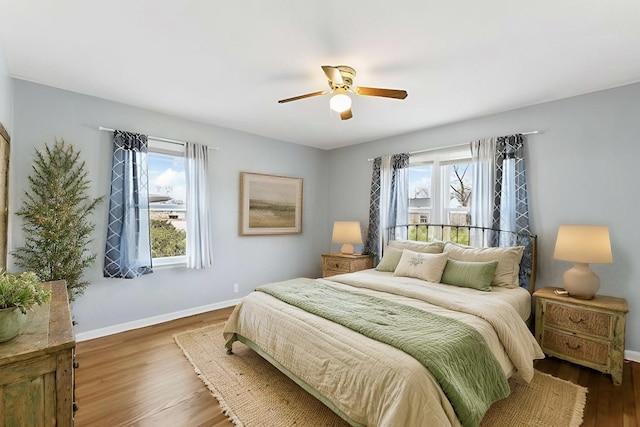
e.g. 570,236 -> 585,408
440,259 -> 499,292
375,247 -> 404,272
392,250 -> 449,283
443,242 -> 524,288
388,239 -> 445,254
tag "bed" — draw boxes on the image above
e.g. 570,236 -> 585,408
223,225 -> 545,427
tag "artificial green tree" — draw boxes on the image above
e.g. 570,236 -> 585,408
13,140 -> 103,300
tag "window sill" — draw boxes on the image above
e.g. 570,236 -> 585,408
153,256 -> 187,270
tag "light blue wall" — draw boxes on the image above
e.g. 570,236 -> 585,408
327,82 -> 640,354
0,41 -> 12,134
10,80 -> 331,335
9,77 -> 640,355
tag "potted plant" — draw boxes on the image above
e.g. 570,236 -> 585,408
0,270 -> 51,342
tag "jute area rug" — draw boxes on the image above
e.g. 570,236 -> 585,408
175,323 -> 587,427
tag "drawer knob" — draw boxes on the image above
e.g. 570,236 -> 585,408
335,263 -> 340,268
568,315 -> 585,324
566,342 -> 581,351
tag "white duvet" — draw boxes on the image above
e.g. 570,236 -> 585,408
223,270 -> 544,426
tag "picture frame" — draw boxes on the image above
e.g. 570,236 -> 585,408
239,172 -> 303,235
0,122 -> 9,269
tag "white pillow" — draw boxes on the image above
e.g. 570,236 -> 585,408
388,239 -> 444,254
443,242 -> 524,288
392,249 -> 449,283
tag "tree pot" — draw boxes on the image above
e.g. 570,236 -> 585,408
0,306 -> 28,343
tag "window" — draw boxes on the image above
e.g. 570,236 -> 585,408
408,163 -> 432,224
443,161 -> 472,226
408,146 -> 473,242
147,139 -> 187,266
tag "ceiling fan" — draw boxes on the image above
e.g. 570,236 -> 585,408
277,65 -> 408,120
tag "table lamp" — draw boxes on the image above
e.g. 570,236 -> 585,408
332,221 -> 362,255
553,225 -> 613,299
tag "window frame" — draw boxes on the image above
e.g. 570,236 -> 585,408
409,146 -> 472,226
439,159 -> 473,226
147,139 -> 188,268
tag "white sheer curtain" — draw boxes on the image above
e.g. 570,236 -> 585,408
469,138 -> 496,246
185,142 -> 213,269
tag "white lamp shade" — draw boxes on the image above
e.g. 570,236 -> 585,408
553,224 -> 612,299
332,221 -> 362,254
329,93 -> 352,113
332,221 -> 363,244
553,225 -> 613,264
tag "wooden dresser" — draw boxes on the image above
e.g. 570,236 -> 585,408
0,281 -> 75,425
533,286 -> 628,385
321,253 -> 374,278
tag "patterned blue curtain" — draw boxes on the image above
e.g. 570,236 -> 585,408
104,130 -> 153,279
363,153 -> 409,262
364,157 -> 381,258
490,134 -> 532,288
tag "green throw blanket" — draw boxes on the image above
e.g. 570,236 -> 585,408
257,278 -> 509,427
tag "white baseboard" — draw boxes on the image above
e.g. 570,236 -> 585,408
625,350 -> 640,363
74,298 -> 242,342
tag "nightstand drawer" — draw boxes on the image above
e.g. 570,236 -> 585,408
542,329 -> 609,365
545,302 -> 611,338
323,258 -> 351,272
321,254 -> 374,278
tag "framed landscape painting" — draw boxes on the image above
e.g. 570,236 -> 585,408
239,172 -> 303,235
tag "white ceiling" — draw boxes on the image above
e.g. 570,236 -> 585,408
1,1 -> 640,150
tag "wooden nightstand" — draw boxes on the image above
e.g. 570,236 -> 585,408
533,286 -> 628,385
321,253 -> 374,278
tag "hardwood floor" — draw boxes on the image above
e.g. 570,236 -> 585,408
74,308 -> 236,427
74,308 -> 640,426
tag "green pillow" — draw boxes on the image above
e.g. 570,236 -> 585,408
375,247 -> 404,272
440,259 -> 499,291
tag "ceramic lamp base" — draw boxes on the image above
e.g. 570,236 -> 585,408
562,262 -> 600,300
340,243 -> 355,255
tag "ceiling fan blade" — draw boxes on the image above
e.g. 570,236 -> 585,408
340,109 -> 353,120
321,65 -> 344,85
278,90 -> 328,104
355,86 -> 408,99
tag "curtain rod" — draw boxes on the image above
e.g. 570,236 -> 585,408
98,127 -> 220,151
367,130 -> 540,161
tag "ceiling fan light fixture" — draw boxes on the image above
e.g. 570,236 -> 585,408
329,93 -> 352,113
277,65 -> 408,120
